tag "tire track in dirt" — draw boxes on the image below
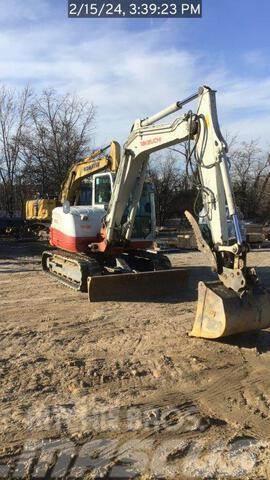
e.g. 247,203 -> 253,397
2,241 -> 270,478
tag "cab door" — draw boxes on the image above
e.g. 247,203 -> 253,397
92,172 -> 114,209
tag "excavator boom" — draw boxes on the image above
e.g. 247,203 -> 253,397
99,86 -> 270,338
60,141 -> 120,204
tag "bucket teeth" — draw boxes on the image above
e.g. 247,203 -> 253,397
190,281 -> 270,339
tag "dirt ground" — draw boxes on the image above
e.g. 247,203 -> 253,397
1,239 -> 270,479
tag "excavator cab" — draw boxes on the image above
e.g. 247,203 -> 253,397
131,182 -> 154,239
93,172 -> 114,206
91,172 -> 155,242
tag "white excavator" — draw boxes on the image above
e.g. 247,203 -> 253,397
42,86 -> 270,339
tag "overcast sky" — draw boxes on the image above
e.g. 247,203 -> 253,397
0,0 -> 270,149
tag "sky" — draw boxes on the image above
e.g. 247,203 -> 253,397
0,0 -> 270,149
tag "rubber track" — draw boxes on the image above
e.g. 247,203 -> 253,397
42,250 -> 101,292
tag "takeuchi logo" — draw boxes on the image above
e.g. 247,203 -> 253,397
141,136 -> 162,147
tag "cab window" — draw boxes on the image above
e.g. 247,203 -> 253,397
94,175 -> 112,205
77,178 -> 93,205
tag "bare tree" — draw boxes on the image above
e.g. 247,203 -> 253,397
148,138 -> 270,226
230,140 -> 270,218
0,86 -> 32,216
21,89 -> 95,197
149,153 -> 195,225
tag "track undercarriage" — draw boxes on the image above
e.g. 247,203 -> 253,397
42,249 -> 188,301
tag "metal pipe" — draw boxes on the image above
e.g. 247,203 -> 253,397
176,90 -> 203,108
220,157 -> 243,245
219,159 -> 236,217
232,213 -> 243,245
141,102 -> 182,127
141,89 -> 202,127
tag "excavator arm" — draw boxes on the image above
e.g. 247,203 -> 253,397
60,141 -> 120,204
103,86 -> 270,338
105,87 -> 243,287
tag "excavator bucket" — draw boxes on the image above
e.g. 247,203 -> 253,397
88,268 -> 189,302
190,281 -> 270,339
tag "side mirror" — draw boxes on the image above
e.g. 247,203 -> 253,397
63,200 -> 70,214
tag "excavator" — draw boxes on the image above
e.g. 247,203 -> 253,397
25,142 -> 121,225
59,141 -> 121,205
25,197 -> 57,225
42,86 -> 270,339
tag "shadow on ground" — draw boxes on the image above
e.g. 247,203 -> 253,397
220,330 -> 270,353
0,239 -> 50,259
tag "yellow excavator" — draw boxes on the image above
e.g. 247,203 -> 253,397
42,86 -> 270,340
59,141 -> 120,205
25,142 -> 121,231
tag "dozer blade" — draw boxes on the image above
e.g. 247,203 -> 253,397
190,281 -> 270,339
88,268 -> 188,302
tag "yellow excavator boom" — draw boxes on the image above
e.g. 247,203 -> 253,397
25,141 -> 121,221
60,141 -> 120,204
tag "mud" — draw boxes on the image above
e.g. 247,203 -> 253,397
1,239 -> 270,479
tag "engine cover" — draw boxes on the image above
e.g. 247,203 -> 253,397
50,206 -> 105,253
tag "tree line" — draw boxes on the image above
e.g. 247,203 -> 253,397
149,139 -> 270,225
0,85 -> 270,225
0,86 -> 95,217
